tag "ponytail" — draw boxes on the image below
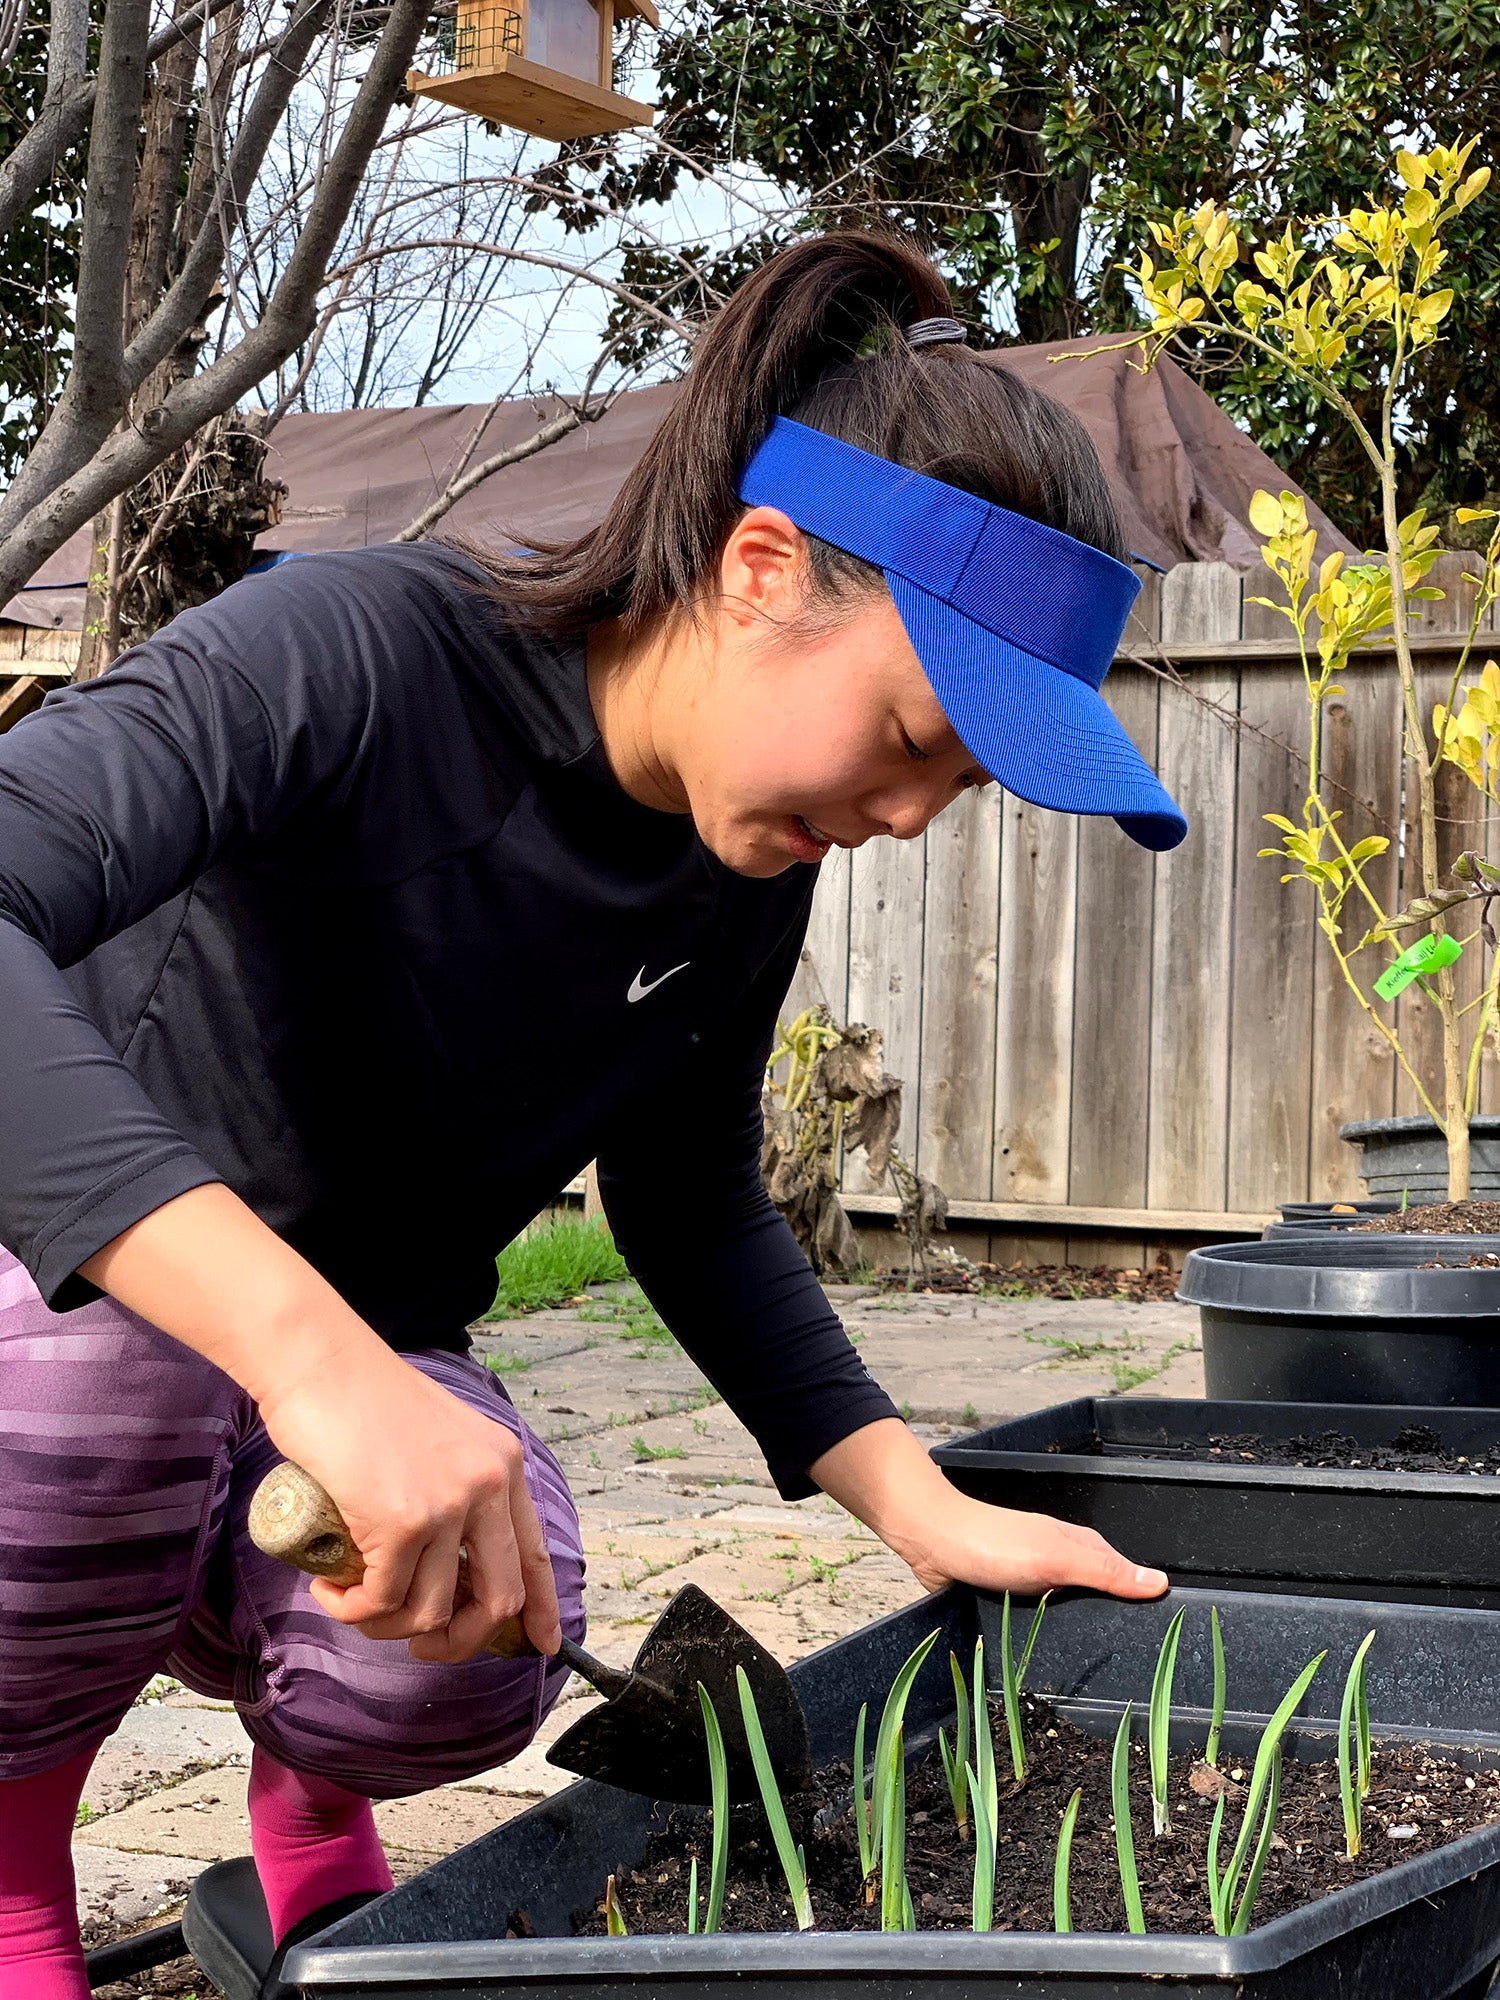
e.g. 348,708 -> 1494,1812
455,232 -> 1125,631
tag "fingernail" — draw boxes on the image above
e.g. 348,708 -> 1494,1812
1137,1567 -> 1168,1587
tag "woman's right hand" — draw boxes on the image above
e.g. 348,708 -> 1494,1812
81,1182 -> 561,1664
257,1345 -> 562,1665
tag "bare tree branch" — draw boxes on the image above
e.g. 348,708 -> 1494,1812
0,0 -> 430,606
123,0 -> 335,391
0,0 -> 153,538
0,0 -> 240,243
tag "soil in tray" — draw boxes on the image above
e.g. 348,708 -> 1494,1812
1349,1200 -> 1500,1233
1106,1424 -> 1500,1477
573,1692 -> 1500,1939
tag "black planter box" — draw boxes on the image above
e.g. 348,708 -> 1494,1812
1179,1235 -> 1500,1404
284,1588 -> 1500,2000
1265,1202 -> 1398,1241
933,1397 -> 1500,1607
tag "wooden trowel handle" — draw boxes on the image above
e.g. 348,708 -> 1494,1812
247,1459 -> 533,1661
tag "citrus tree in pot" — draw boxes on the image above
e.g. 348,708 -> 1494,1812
1119,140 -> 1500,1216
1108,140 -> 1500,1401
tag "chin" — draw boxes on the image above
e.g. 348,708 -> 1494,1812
699,817 -> 798,879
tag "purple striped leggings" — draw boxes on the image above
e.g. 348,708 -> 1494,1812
0,1248 -> 586,1798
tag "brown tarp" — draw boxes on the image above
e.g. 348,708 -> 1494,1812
7,335 -> 1356,629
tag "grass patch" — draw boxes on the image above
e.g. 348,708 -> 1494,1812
485,1216 -> 628,1318
630,1434 -> 687,1462
577,1283 -> 675,1352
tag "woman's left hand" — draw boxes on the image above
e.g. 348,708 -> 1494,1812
809,1416 -> 1167,1601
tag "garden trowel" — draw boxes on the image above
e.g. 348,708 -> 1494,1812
248,1460 -> 812,1806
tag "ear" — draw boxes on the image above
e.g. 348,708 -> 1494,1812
717,505 -> 810,629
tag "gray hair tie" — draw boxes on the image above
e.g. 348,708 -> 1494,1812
904,316 -> 968,350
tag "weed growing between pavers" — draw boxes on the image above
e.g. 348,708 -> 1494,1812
485,1217 -> 627,1318
580,1607 -> 1500,1940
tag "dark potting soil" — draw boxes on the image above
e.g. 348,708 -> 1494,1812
572,1692 -> 1500,1939
1112,1424 -> 1500,1477
1349,1200 -> 1500,1234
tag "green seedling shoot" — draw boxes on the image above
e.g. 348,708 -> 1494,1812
869,1628 -> 940,1889
1111,1702 -> 1145,1934
686,1856 -> 699,1935
696,1682 -> 729,1934
881,1722 -> 911,1932
1052,1787 -> 1083,1933
604,1875 -> 628,1936
1148,1607 -> 1186,1834
999,1592 -> 1049,1784
1338,1631 -> 1377,1858
1207,1607 -> 1226,1768
968,1633 -> 1000,1932
938,1650 -> 972,1837
736,1664 -> 813,1930
1207,1651 -> 1325,1936
852,1702 -> 874,1891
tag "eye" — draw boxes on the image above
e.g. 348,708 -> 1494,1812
900,728 -> 931,763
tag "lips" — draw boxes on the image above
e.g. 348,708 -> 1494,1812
786,814 -> 833,864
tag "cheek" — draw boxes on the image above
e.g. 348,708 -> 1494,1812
705,681 -> 876,810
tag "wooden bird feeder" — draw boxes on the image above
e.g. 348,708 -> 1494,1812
408,0 -> 658,142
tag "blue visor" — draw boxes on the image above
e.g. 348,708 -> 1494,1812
737,418 -> 1187,851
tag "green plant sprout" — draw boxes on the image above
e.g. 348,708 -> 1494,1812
1112,1703 -> 1145,1934
736,1664 -> 813,1930
1207,1652 -> 1325,1936
1148,1607 -> 1187,1835
852,1702 -> 875,1893
696,1683 -> 729,1934
1104,139 -> 1497,1198
881,1722 -> 911,1932
938,1650 -> 971,1837
686,1857 -> 699,1935
868,1628 -> 940,1896
1207,1607 -> 1227,1768
969,1635 -> 999,1931
1052,1787 -> 1084,1933
999,1592 -> 1050,1783
1338,1631 -> 1378,1858
604,1875 -> 628,1936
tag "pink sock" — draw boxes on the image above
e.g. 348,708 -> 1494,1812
247,1745 -> 393,1944
0,1745 -> 97,2000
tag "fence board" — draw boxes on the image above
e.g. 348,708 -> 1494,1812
992,797 -> 1077,1260
1307,660 -> 1402,1193
785,842 -> 851,1023
918,785 -> 1001,1196
845,835 -> 927,1190
1227,663 -> 1316,1210
1066,668 -> 1158,1268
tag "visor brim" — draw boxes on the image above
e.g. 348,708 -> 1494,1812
888,574 -> 1188,853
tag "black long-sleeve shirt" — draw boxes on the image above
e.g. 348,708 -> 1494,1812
0,542 -> 897,1497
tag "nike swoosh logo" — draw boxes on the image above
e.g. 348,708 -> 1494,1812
627,961 -> 690,1004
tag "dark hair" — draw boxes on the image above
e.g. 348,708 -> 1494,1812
453,232 -> 1127,632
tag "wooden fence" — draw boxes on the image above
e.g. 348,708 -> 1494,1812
783,554 -> 1500,1267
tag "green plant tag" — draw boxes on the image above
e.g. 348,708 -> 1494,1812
1374,931 -> 1462,1000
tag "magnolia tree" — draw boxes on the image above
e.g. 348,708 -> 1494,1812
1114,139 -> 1498,1200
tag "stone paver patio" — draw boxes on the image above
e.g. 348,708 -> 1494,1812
75,1280 -> 1201,1983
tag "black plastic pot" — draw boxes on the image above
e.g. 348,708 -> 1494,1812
1264,1201 -> 1398,1241
270,1587 -> 1500,2000
1179,1235 -> 1500,1404
1340,1116 -> 1500,1203
933,1396 -> 1500,1607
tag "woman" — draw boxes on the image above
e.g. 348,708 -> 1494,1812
0,233 -> 1184,1996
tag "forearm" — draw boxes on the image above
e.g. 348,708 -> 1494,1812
809,1416 -> 967,1568
79,1181 -> 402,1415
810,1415 -> 1167,1603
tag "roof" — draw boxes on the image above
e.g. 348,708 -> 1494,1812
6,336 -> 1356,630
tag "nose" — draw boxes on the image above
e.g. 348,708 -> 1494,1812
879,792 -> 944,842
